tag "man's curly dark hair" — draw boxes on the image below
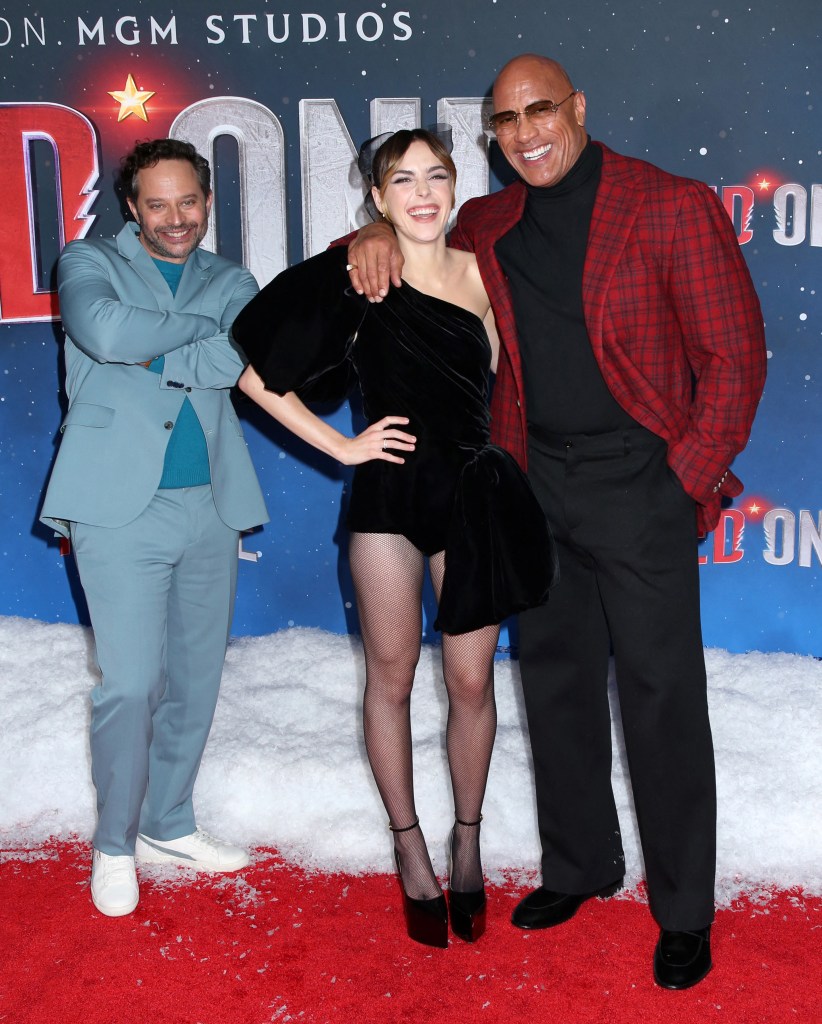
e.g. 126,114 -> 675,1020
119,139 -> 211,202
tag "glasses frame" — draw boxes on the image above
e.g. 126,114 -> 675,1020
485,92 -> 577,138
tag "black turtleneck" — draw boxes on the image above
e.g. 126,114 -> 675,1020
495,139 -> 638,436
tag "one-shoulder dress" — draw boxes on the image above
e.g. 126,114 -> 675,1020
232,246 -> 557,635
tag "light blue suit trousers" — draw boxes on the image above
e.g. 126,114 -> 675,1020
72,487 -> 238,854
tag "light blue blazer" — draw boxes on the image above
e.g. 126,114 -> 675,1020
41,223 -> 268,537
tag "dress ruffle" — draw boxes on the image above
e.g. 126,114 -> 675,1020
437,444 -> 558,634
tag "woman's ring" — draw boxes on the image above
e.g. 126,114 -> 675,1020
346,263 -> 358,271
383,437 -> 388,451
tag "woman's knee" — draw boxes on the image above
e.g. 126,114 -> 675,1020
364,649 -> 420,694
444,667 -> 494,708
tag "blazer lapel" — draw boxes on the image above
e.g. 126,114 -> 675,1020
174,247 -> 214,312
477,182 -> 527,296
583,150 -> 641,360
117,222 -> 175,311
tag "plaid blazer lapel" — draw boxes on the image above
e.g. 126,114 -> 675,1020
471,182 -> 528,389
583,152 -> 641,364
472,183 -> 527,309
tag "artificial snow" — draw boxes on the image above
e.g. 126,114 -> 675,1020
1,616 -> 819,906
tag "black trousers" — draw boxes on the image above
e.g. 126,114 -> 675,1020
518,426 -> 716,931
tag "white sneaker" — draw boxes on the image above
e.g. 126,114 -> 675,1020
135,828 -> 250,872
90,850 -> 139,917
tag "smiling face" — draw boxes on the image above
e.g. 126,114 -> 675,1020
127,158 -> 212,263
492,55 -> 588,188
372,139 -> 455,245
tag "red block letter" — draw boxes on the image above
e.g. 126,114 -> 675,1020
712,508 -> 746,564
0,103 -> 98,322
721,186 -> 754,245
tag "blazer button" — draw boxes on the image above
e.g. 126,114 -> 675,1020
185,386 -> 192,392
164,421 -> 174,430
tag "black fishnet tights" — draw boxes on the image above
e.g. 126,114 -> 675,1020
349,532 -> 498,901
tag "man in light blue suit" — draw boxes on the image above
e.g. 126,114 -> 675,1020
41,139 -> 268,917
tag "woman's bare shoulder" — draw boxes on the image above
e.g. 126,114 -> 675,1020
446,246 -> 479,270
442,248 -> 489,315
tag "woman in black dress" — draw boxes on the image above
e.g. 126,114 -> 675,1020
233,129 -> 556,948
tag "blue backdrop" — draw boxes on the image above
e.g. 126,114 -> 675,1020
0,1 -> 819,655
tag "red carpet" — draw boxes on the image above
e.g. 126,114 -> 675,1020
1,842 -> 818,1024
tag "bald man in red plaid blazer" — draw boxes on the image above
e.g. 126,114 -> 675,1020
450,147 -> 766,538
347,54 -> 766,988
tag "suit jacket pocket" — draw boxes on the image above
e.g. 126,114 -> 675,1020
60,402 -> 115,432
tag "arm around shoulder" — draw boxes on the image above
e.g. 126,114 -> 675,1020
344,220 -> 403,301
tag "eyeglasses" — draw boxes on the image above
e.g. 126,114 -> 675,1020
485,92 -> 577,138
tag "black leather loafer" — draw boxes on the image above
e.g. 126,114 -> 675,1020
511,879 -> 623,930
653,927 -> 712,989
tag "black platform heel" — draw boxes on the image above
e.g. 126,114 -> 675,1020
448,816 -> 487,943
390,819 -> 448,949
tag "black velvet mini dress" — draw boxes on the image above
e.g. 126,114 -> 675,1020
232,246 -> 557,635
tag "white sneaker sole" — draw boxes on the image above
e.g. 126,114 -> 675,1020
135,836 -> 250,873
91,891 -> 139,917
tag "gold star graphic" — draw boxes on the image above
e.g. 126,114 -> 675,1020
108,74 -> 155,122
748,502 -> 761,514
757,178 -> 772,192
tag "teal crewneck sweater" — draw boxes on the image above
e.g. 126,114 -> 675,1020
147,258 -> 211,488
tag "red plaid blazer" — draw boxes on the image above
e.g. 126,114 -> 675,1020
450,142 -> 767,535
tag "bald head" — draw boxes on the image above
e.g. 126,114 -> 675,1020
491,53 -> 588,189
493,54 -> 575,101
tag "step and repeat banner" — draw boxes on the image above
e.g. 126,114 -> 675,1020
0,1 -> 819,654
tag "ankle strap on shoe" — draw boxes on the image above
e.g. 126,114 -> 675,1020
388,818 -> 420,833
455,815 -> 483,827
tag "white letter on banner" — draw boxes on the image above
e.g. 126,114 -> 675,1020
205,15 -> 225,44
810,184 -> 822,248
170,98 -> 286,286
393,12 -> 412,40
773,184 -> 806,246
798,510 -> 822,568
303,14 -> 326,43
150,17 -> 177,45
437,98 -> 491,222
116,17 -> 139,46
300,99 -> 369,256
356,14 -> 383,41
77,17 -> 104,45
25,18 -> 46,46
370,97 -> 420,136
266,14 -> 289,42
233,14 -> 257,44
763,509 -> 795,566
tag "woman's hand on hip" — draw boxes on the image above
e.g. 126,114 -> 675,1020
337,416 -> 416,465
